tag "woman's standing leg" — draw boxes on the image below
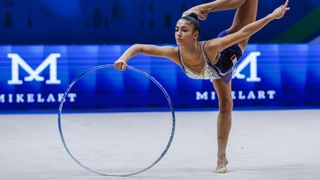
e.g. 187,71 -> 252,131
211,0 -> 259,174
212,79 -> 233,173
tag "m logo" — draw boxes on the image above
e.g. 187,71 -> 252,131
233,52 -> 261,82
7,53 -> 61,85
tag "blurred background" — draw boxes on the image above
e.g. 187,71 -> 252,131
0,0 -> 320,112
1,2 -> 320,179
1,0 -> 320,44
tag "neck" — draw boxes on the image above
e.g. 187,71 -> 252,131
179,41 -> 200,55
179,41 -> 203,65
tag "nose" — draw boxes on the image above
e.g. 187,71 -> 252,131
176,30 -> 182,37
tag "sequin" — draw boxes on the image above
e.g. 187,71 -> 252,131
178,41 -> 232,81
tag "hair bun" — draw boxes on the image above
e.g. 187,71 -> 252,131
188,13 -> 199,21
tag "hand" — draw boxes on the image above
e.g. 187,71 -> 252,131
114,59 -> 127,71
182,5 -> 208,21
270,0 -> 290,20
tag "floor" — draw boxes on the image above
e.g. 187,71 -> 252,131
1,110 -> 320,180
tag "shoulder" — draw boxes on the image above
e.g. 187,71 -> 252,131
163,46 -> 180,65
138,44 -> 178,56
202,39 -> 221,59
156,46 -> 178,58
156,46 -> 180,65
161,46 -> 178,52
205,38 -> 221,51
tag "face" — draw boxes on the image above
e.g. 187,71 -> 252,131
175,19 -> 199,47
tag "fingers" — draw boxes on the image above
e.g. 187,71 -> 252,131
279,0 -> 290,15
117,63 -> 125,70
114,62 -> 120,70
115,63 -> 120,70
182,6 -> 207,20
182,9 -> 191,17
283,0 -> 290,11
184,11 -> 191,17
284,0 -> 289,8
114,60 -> 127,71
198,15 -> 207,21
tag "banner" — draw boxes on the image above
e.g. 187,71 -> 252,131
0,44 -> 319,112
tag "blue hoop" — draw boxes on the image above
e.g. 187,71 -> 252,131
58,64 -> 176,177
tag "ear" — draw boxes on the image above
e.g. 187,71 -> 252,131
193,31 -> 199,40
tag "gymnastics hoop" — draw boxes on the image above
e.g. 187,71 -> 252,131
58,64 -> 176,177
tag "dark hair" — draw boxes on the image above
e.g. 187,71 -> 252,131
181,13 -> 200,33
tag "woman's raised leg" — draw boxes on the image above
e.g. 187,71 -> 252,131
227,0 -> 259,51
183,0 -> 251,20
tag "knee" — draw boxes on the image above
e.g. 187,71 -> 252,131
218,98 -> 233,114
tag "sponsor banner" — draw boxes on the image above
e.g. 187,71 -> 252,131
0,44 -> 319,112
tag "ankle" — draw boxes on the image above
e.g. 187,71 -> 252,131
217,152 -> 226,159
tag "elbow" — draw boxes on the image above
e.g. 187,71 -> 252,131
132,44 -> 143,53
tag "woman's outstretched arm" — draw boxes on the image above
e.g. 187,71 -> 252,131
207,0 -> 290,52
114,44 -> 179,70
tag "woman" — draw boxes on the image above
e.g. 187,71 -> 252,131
114,0 -> 290,173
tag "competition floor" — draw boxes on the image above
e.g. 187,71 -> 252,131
1,110 -> 320,180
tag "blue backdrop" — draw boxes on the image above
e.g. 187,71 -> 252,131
0,0 -> 319,44
0,44 -> 319,112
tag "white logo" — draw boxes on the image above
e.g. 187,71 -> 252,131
233,51 -> 261,82
7,53 -> 61,85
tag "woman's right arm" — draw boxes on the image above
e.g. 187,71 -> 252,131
114,44 -> 179,70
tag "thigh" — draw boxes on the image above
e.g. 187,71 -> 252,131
227,0 -> 258,50
212,79 -> 233,110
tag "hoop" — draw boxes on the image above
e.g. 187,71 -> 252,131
58,64 -> 176,177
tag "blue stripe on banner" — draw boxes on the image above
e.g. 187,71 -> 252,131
0,44 -> 319,112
